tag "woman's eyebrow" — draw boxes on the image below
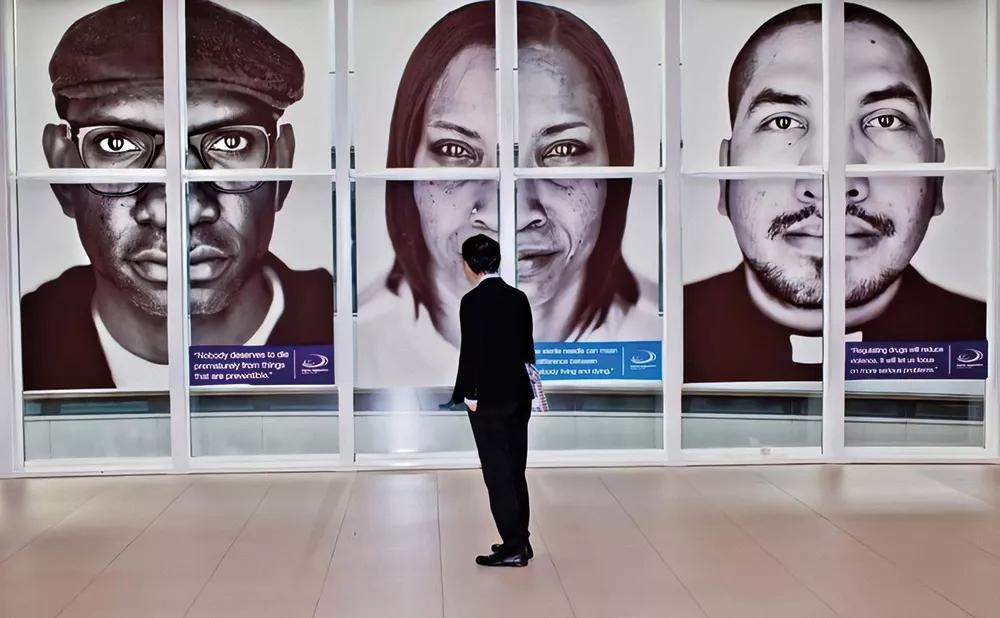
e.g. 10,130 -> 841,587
539,121 -> 587,138
428,120 -> 481,140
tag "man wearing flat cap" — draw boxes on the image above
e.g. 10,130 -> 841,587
21,0 -> 333,391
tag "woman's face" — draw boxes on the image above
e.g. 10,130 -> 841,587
411,42 -> 610,310
412,45 -> 499,303
517,43 -> 609,307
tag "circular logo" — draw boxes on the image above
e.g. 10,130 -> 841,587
957,349 -> 984,364
630,350 -> 657,365
302,354 -> 330,369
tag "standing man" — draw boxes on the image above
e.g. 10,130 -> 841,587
453,235 -> 535,567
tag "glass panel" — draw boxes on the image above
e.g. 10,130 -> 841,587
14,0 -> 165,174
354,179 -> 499,454
186,178 -> 336,457
682,175 -> 823,449
352,0 -> 497,172
849,0 -> 988,167
681,0 -> 825,171
845,174 -> 989,447
18,180 -> 171,460
185,0 -> 332,172
680,1 -> 827,450
515,0 -> 663,169
514,176 -> 663,450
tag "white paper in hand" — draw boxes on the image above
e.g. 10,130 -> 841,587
525,363 -> 548,413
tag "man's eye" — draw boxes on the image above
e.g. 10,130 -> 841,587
209,134 -> 250,152
432,141 -> 472,159
864,114 -> 909,130
762,116 -> 806,131
97,135 -> 142,154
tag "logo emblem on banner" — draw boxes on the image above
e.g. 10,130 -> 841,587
629,350 -> 657,365
956,349 -> 984,364
301,353 -> 330,375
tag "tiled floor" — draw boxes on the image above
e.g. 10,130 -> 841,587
2,465 -> 1000,617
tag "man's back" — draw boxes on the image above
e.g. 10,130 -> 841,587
455,277 -> 535,405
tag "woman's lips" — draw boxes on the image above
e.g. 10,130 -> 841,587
517,248 -> 559,279
128,246 -> 231,284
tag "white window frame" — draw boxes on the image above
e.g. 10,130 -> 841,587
0,0 -> 997,477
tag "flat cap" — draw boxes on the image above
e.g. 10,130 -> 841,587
49,0 -> 304,110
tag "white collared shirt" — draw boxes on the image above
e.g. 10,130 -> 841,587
93,266 -> 284,390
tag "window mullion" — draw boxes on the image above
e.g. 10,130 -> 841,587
0,0 -> 17,474
497,0 -> 517,281
163,0 -> 191,471
822,0 -> 847,459
985,0 -> 1000,457
334,0 -> 354,465
663,0 -> 682,462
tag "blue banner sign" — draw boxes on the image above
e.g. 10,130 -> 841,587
189,345 -> 335,386
846,341 -> 987,380
534,341 -> 661,381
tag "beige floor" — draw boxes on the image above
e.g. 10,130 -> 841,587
1,466 -> 1000,617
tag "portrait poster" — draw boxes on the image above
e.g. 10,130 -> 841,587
680,0 -> 989,385
14,0 -> 334,393
353,0 -> 664,389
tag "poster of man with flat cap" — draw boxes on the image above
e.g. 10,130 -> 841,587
14,0 -> 333,393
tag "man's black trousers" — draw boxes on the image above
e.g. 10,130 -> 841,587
468,401 -> 531,548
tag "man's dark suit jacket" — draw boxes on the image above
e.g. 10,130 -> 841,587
21,254 -> 333,391
452,277 -> 535,406
684,265 -> 987,383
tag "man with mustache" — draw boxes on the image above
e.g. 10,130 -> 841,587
21,0 -> 333,391
684,3 -> 986,383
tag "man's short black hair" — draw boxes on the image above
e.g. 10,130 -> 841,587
728,3 -> 932,126
462,235 -> 501,275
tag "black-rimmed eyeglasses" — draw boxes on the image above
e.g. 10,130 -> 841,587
70,124 -> 274,196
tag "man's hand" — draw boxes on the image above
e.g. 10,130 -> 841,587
464,398 -> 478,412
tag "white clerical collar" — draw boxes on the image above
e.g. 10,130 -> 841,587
790,331 -> 863,364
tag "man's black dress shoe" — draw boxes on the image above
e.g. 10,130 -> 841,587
475,547 -> 529,567
491,542 -> 533,559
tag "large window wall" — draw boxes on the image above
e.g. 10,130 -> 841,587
0,0 -> 997,474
